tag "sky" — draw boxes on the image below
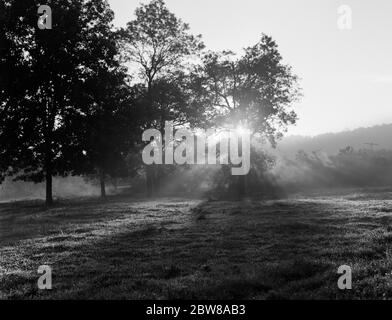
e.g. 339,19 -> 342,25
108,0 -> 392,136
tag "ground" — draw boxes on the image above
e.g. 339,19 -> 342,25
1,188 -> 392,299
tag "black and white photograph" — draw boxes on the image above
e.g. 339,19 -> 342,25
1,0 -> 392,310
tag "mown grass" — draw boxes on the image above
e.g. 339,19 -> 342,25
1,188 -> 392,299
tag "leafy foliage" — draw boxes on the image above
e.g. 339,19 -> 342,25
193,35 -> 301,146
0,0 -> 136,202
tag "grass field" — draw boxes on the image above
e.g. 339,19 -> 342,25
1,188 -> 392,299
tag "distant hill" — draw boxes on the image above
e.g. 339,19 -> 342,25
276,124 -> 392,156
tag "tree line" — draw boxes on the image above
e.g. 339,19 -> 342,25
0,0 -> 300,205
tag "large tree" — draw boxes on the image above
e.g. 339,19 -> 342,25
193,35 -> 301,196
195,35 -> 301,143
0,0 -> 126,205
121,0 -> 203,91
73,68 -> 138,199
121,0 -> 205,195
65,1 -> 140,199
0,0 -> 36,183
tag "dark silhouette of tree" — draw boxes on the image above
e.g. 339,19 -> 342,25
121,0 -> 203,90
192,35 -> 301,197
120,0 -> 205,196
70,64 -> 137,199
0,0 -> 36,184
65,2 -> 140,199
195,35 -> 300,142
0,0 -> 129,205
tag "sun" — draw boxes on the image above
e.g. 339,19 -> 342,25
235,125 -> 251,137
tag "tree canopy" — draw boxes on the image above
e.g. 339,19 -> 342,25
1,0 -> 301,202
0,0 -> 137,204
193,34 -> 301,146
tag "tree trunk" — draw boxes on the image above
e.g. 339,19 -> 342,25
155,115 -> 166,195
100,169 -> 106,199
235,134 -> 247,199
45,167 -> 53,206
44,96 -> 55,206
113,177 -> 118,192
145,77 -> 156,197
44,127 -> 53,206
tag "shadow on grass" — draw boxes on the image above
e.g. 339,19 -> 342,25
1,196 -> 389,299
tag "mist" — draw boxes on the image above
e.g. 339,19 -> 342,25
0,176 -> 108,203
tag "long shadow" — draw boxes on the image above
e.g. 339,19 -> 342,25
1,197 -> 387,299
0,194 -> 171,245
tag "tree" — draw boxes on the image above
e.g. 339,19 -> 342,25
193,35 -> 301,197
73,68 -> 138,199
196,35 -> 300,142
0,0 -> 125,205
121,0 -> 203,90
0,0 -> 36,184
121,0 -> 205,195
64,1 -> 140,199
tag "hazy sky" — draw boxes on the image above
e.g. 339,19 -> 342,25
108,0 -> 392,136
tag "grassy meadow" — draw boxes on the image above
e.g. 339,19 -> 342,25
1,188 -> 392,299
